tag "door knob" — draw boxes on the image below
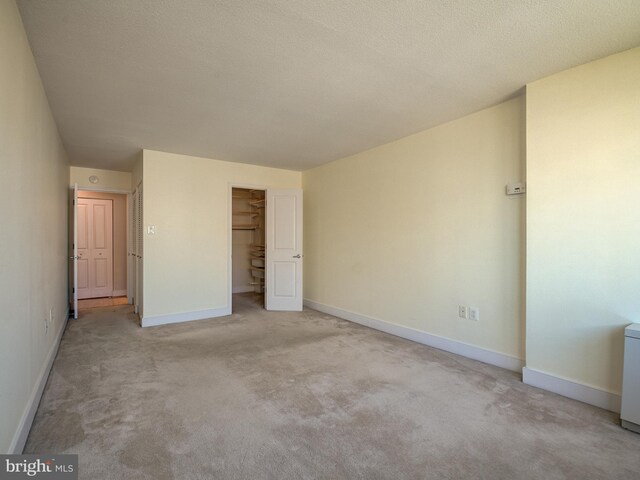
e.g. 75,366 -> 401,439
69,256 -> 80,260
293,254 -> 303,258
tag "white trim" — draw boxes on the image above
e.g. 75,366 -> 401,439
70,185 -> 131,195
522,367 -> 621,413
9,310 -> 69,453
141,306 -> 231,328
304,299 -> 523,372
111,289 -> 128,297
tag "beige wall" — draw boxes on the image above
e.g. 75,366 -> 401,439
0,1 -> 69,452
303,97 -> 525,360
70,166 -> 132,191
525,47 -> 640,394
141,150 -> 301,319
77,191 -> 128,294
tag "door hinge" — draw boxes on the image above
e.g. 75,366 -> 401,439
72,288 -> 75,293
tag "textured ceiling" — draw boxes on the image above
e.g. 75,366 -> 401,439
17,0 -> 640,171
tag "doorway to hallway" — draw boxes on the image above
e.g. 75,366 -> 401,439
70,188 -> 130,317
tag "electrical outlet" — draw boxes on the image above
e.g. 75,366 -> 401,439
458,305 -> 468,319
469,307 -> 480,321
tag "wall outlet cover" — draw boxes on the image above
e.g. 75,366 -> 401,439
469,307 -> 480,321
458,305 -> 468,319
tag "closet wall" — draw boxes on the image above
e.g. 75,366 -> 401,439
232,189 -> 265,294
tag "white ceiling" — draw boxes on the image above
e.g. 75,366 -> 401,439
17,0 -> 640,172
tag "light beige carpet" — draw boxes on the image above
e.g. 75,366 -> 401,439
25,293 -> 640,479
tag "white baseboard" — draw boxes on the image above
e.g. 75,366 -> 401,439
232,286 -> 255,294
9,310 -> 69,454
111,289 -> 127,297
303,299 -> 523,372
523,367 -> 621,413
141,306 -> 231,327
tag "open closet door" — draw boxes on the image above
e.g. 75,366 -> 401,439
127,193 -> 134,304
69,183 -> 79,319
132,183 -> 143,317
265,189 -> 303,311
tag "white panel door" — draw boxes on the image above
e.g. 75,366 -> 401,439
69,184 -> 79,319
127,193 -> 134,304
132,185 -> 143,316
76,200 -> 90,298
77,198 -> 113,299
266,189 -> 303,311
132,189 -> 138,313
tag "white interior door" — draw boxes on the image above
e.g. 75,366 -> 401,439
76,199 -> 89,299
132,184 -> 143,316
77,198 -> 114,299
127,193 -> 133,304
265,189 -> 303,311
132,189 -> 138,313
69,184 -> 78,319
74,185 -> 78,317
137,185 -> 143,317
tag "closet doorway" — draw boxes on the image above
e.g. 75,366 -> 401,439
231,188 -> 266,309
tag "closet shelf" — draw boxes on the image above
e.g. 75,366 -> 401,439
232,224 -> 257,230
233,211 -> 259,216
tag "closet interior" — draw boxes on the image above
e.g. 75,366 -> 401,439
232,188 -> 266,301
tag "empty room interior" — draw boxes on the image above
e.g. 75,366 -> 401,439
1,0 -> 640,478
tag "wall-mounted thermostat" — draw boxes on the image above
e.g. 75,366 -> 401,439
506,182 -> 526,195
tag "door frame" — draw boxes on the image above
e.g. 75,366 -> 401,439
228,182 -> 267,312
68,185 -> 132,311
